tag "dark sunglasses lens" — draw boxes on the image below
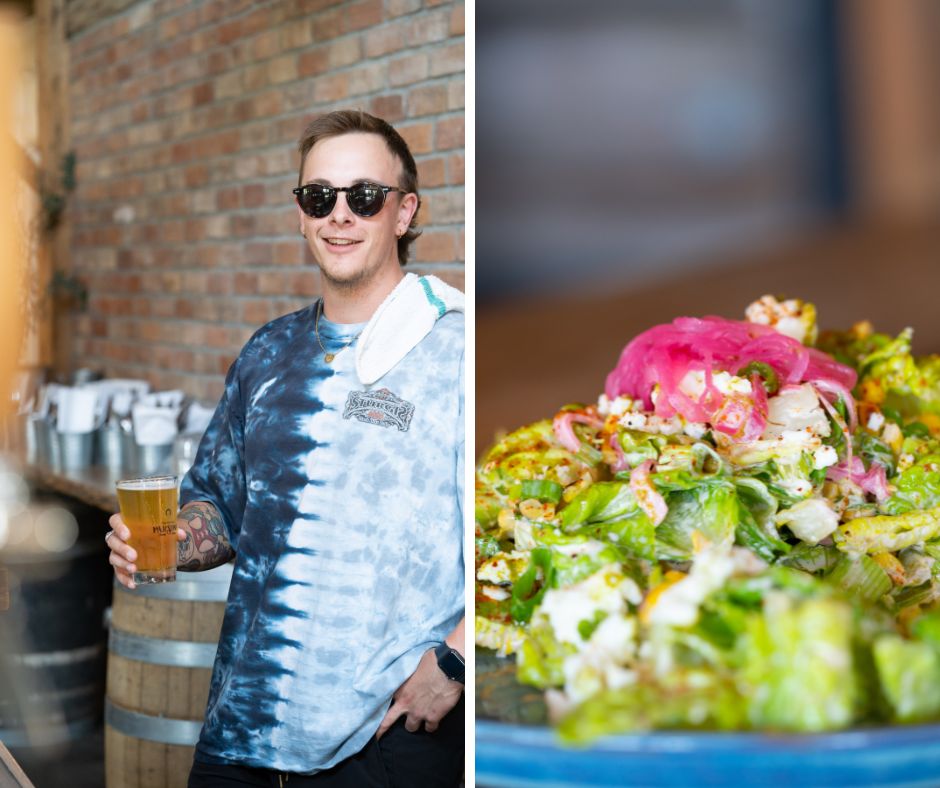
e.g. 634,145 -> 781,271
299,186 -> 335,218
347,184 -> 385,217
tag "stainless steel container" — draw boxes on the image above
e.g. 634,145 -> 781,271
58,430 -> 96,471
97,423 -> 126,473
31,418 -> 61,471
134,443 -> 174,476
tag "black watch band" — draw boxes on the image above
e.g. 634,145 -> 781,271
434,642 -> 465,685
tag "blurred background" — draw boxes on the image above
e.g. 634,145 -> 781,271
476,0 -> 940,454
1,0 -> 464,785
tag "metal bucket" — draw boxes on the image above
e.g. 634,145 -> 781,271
134,443 -> 173,476
57,431 -> 96,471
30,419 -> 60,471
97,425 -> 135,474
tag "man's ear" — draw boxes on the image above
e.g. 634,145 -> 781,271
398,192 -> 419,234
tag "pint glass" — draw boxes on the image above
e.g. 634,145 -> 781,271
116,475 -> 178,584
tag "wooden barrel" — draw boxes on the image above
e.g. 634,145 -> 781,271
104,563 -> 232,788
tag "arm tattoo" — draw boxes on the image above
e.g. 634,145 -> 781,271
177,501 -> 235,571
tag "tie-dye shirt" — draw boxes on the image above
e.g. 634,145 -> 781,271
180,300 -> 464,774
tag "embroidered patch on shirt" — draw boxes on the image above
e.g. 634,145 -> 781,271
343,388 -> 415,432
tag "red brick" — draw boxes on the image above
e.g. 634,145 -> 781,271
407,84 -> 448,117
208,273 -> 232,295
404,11 -> 449,45
258,272 -> 288,295
242,183 -> 266,208
313,73 -> 349,103
205,325 -> 233,349
182,272 -> 210,293
207,49 -> 233,75
369,94 -> 404,122
429,42 -> 464,77
234,273 -> 258,295
413,230 -> 456,262
347,63 -> 386,96
241,300 -> 273,325
243,63 -> 269,91
329,36 -> 362,68
289,271 -> 320,297
447,78 -> 464,110
423,190 -> 463,224
312,8 -> 343,40
389,53 -> 428,86
214,71 -> 242,99
252,29 -> 280,59
447,153 -> 464,185
449,3 -> 465,35
364,23 -> 406,58
344,0 -> 383,32
435,116 -> 463,150
398,122 -> 433,154
281,17 -> 316,49
414,266 -> 464,290
388,0 -> 421,16
297,48 -> 328,79
268,54 -> 298,84
274,242 -> 305,266
215,186 -> 242,211
417,156 -> 446,188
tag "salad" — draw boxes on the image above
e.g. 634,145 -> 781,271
475,296 -> 940,742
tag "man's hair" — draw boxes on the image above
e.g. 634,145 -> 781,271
297,109 -> 420,266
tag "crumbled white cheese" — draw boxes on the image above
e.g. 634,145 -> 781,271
647,545 -> 735,627
599,395 -> 638,417
538,566 -> 641,646
480,585 -> 511,601
618,412 -> 685,436
561,615 -> 639,703
813,445 -> 838,470
745,295 -> 812,344
679,370 -> 753,399
477,551 -> 529,584
867,411 -> 885,432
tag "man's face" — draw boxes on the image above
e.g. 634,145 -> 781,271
297,132 -> 417,290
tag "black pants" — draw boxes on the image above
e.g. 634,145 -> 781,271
187,697 -> 464,788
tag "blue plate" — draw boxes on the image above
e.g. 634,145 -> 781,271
476,720 -> 940,787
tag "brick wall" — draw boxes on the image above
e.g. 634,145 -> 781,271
65,0 -> 464,402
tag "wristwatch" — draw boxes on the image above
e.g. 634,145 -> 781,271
434,642 -> 465,685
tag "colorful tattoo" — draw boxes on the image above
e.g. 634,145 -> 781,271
177,501 -> 235,570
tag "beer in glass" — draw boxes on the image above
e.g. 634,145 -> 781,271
116,475 -> 178,584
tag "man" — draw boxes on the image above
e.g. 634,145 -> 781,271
107,109 -> 465,787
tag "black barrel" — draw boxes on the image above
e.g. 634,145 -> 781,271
0,495 -> 112,750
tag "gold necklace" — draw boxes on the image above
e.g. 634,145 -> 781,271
315,300 -> 361,363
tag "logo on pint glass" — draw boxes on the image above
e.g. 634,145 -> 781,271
343,388 -> 415,432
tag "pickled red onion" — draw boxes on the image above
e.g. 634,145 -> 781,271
826,456 -> 890,502
609,434 -> 630,473
553,411 -> 603,453
605,316 -> 857,443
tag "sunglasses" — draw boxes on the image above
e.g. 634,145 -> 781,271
293,181 -> 406,219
